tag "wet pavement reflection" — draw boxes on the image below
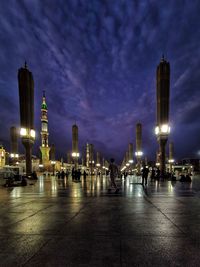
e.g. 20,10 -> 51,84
0,174 -> 200,266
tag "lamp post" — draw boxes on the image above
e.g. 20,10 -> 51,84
135,123 -> 143,174
50,144 -> 56,176
168,142 -> 174,173
72,124 -> 79,170
51,160 -> 56,176
128,143 -> 134,174
155,55 -> 170,177
96,152 -> 101,175
89,144 -> 94,176
18,62 -> 35,176
10,126 -> 19,165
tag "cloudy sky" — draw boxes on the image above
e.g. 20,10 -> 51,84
0,0 -> 200,162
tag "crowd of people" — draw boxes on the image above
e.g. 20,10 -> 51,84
55,159 -> 192,192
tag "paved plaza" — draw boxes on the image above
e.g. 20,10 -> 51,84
0,175 -> 200,266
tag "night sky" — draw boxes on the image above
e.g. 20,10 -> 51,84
0,0 -> 200,162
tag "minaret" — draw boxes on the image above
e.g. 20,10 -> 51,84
40,91 -> 50,166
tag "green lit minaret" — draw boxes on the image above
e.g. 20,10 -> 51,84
40,91 -> 50,167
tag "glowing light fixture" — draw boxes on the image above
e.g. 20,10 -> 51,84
155,124 -> 170,135
20,128 -> 27,136
72,152 -> 79,158
30,129 -> 35,138
135,151 -> 143,157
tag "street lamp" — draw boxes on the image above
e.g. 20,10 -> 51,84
51,160 -> 56,176
155,55 -> 170,177
18,63 -> 35,176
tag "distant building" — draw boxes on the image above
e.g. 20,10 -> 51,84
0,145 -> 6,168
180,158 -> 200,172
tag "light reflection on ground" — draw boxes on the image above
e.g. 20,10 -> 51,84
6,174 -> 200,199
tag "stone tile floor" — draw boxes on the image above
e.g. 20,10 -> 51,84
0,174 -> 200,266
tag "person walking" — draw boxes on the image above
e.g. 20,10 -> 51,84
108,158 -> 119,193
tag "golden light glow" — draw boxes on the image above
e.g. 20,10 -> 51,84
20,128 -> 36,139
20,128 -> 27,136
72,152 -> 79,158
155,124 -> 170,135
30,129 -> 36,138
135,151 -> 143,156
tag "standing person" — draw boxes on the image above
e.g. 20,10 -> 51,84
108,158 -> 119,192
151,168 -> 156,180
142,166 -> 149,186
61,170 -> 65,179
83,170 -> 87,180
156,168 -> 160,181
72,168 -> 75,180
77,169 -> 81,181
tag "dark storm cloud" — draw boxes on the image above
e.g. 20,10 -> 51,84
0,0 -> 200,161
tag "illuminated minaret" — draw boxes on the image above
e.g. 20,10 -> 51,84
40,91 -> 50,166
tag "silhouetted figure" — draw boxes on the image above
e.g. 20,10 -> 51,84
171,172 -> 177,181
61,170 -> 65,179
57,171 -> 61,179
77,169 -> 81,181
180,174 -> 186,182
180,174 -> 191,182
185,174 -> 192,182
156,168 -> 160,180
151,168 -> 156,180
21,176 -> 27,186
108,158 -> 119,192
83,170 -> 87,180
32,171 -> 38,180
123,172 -> 128,179
72,168 -> 75,180
142,166 -> 149,186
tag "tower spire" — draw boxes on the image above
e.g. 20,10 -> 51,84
40,91 -> 50,167
24,61 -> 27,69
